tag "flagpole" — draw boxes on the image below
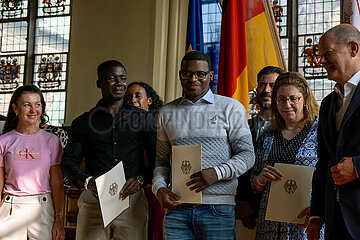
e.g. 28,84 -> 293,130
262,0 -> 287,71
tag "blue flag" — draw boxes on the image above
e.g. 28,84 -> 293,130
186,0 -> 204,53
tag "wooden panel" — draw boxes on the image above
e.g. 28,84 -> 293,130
64,187 -> 82,226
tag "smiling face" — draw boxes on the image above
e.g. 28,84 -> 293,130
276,85 -> 305,125
97,65 -> 127,102
319,34 -> 354,85
125,84 -> 152,112
256,72 -> 279,109
12,93 -> 42,126
180,60 -> 213,102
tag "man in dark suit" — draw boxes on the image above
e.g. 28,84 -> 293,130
307,24 -> 360,240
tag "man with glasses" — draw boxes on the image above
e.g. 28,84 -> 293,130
236,66 -> 284,230
152,50 -> 255,239
61,60 -> 156,240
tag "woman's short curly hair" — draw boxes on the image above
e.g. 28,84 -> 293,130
269,72 -> 319,131
126,82 -> 163,113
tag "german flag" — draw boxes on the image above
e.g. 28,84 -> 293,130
217,0 -> 286,113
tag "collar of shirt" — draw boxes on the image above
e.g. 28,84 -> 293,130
257,113 -> 265,122
334,69 -> 360,133
178,89 -> 214,105
95,98 -> 132,114
334,69 -> 360,98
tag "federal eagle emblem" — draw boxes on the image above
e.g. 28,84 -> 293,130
181,160 -> 192,175
283,179 -> 297,194
108,182 -> 118,196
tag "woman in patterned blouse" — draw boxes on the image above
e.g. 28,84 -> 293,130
251,72 -> 324,240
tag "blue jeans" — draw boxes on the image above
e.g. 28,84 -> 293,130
164,204 -> 235,240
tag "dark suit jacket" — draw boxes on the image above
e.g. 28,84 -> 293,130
235,115 -> 264,215
310,86 -> 360,239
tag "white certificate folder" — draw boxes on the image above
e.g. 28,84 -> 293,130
172,145 -> 202,204
95,161 -> 129,227
265,163 -> 314,224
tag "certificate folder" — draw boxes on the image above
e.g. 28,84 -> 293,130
95,161 -> 129,227
172,145 -> 202,204
265,163 -> 314,224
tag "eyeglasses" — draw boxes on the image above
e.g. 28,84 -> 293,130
179,71 -> 210,80
276,96 -> 302,105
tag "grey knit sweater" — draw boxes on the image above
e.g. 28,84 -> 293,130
152,92 -> 255,205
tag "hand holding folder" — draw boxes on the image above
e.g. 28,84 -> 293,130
95,162 -> 129,227
265,163 -> 314,225
172,145 -> 202,204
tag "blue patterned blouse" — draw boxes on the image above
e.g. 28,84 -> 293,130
250,117 -> 324,240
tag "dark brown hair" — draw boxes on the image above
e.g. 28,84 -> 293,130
3,85 -> 48,134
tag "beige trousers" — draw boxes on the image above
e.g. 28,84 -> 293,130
0,193 -> 54,240
76,189 -> 148,240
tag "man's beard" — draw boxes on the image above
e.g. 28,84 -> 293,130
257,92 -> 271,109
259,102 -> 271,109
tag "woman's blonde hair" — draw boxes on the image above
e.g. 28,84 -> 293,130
269,72 -> 319,131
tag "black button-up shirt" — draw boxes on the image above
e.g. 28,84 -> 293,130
61,100 -> 156,188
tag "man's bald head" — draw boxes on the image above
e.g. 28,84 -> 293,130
319,24 -> 360,86
321,24 -> 360,47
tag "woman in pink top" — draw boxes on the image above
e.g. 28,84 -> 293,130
0,85 -> 65,240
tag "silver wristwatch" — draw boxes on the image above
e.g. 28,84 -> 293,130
84,176 -> 93,190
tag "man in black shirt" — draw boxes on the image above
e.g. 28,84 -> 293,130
61,60 -> 156,240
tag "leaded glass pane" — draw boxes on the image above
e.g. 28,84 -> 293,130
271,0 -> 287,37
281,38 -> 289,63
0,1 -> 70,125
34,16 -> 70,54
202,0 -> 221,93
37,0 -> 70,17
0,0 -> 28,19
33,53 -> 67,91
0,92 -> 12,115
43,91 -> 66,126
0,21 -> 27,53
297,0 -> 340,102
34,0 -> 70,126
0,55 -> 24,93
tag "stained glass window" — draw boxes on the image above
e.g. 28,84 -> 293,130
0,0 -> 28,19
271,0 -> 340,102
37,0 -> 70,17
0,0 -> 71,126
201,0 -> 222,93
272,0 -> 289,64
297,0 -> 340,101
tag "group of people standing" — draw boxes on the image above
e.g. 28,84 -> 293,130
237,24 -> 360,240
0,23 -> 359,240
